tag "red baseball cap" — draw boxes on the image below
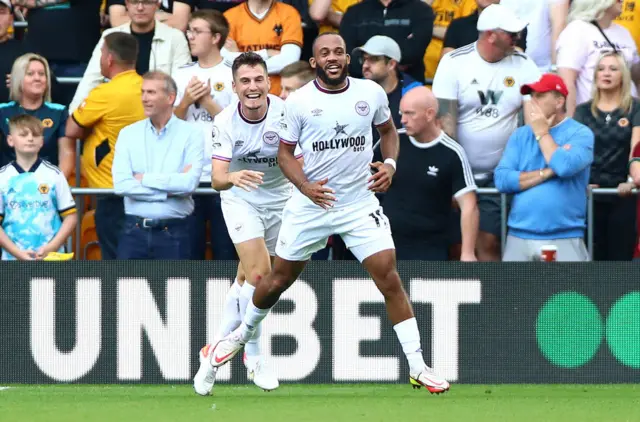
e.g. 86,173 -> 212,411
520,74 -> 569,97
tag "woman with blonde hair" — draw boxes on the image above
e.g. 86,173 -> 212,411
556,0 -> 640,116
574,51 -> 640,260
0,53 -> 74,178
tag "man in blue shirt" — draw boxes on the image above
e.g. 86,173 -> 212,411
112,71 -> 204,259
494,73 -> 594,261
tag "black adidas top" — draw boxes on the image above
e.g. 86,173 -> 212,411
385,132 -> 476,245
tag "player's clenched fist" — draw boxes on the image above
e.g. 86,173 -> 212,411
229,170 -> 264,192
368,162 -> 395,193
300,178 -> 336,209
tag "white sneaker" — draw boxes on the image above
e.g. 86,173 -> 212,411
210,330 -> 246,368
193,344 -> 218,396
244,353 -> 279,391
409,366 -> 450,394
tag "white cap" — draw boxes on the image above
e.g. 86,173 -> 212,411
353,35 -> 402,62
0,0 -> 12,10
477,4 -> 528,33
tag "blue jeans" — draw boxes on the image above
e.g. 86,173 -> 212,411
117,215 -> 191,260
189,190 -> 237,260
95,196 -> 125,260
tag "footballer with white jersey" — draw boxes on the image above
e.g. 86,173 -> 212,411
174,10 -> 237,260
193,52 -> 302,396
208,33 -> 451,395
432,4 -> 542,261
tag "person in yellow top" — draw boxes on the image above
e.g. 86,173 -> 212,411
309,0 -> 361,34
65,32 -> 146,260
423,0 -> 477,81
615,0 -> 640,52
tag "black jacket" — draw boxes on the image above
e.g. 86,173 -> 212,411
340,0 -> 434,83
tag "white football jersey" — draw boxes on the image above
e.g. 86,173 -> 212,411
433,43 -> 541,173
174,60 -> 236,182
212,95 -> 297,207
281,77 -> 391,208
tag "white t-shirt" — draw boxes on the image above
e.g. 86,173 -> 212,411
281,77 -> 391,208
432,43 -> 541,173
557,19 -> 640,106
501,0 -> 565,71
211,95 -> 296,207
174,60 -> 236,183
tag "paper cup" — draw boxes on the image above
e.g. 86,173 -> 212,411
540,245 -> 557,262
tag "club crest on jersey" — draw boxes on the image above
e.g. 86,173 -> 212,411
355,101 -> 370,116
504,77 -> 515,87
263,131 -> 279,145
38,184 -> 50,194
214,82 -> 225,92
42,118 -> 53,128
618,118 -> 630,127
273,23 -> 283,36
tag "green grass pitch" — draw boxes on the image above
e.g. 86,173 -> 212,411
1,384 -> 639,422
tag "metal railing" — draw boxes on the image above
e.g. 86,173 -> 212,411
52,69 -> 637,261
67,187 -> 637,260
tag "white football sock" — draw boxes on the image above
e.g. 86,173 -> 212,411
215,279 -> 242,339
239,283 -> 262,366
393,317 -> 427,375
240,300 -> 271,343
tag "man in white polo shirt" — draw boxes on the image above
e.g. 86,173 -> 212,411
432,3 -> 541,261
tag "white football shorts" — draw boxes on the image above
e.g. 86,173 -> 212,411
275,197 -> 395,262
220,193 -> 285,256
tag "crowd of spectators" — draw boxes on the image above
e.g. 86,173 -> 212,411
0,0 -> 639,261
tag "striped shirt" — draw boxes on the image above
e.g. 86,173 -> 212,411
384,131 -> 476,243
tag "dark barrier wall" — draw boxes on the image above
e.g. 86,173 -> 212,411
1,262 -> 639,384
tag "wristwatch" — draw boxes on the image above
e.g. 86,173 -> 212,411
535,133 -> 548,142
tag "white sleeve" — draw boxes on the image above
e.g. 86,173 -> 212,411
69,32 -> 108,113
265,44 -> 302,75
432,54 -> 459,100
211,116 -> 233,161
373,84 -> 392,126
55,170 -> 76,215
171,30 -> 192,75
280,96 -> 302,145
174,70 -> 186,107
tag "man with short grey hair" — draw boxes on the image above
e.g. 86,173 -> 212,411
112,71 -> 204,259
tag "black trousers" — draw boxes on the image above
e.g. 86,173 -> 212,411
592,196 -> 637,261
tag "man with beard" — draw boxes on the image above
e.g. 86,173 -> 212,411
192,52 -> 301,395
206,33 -> 451,394
433,4 -> 541,261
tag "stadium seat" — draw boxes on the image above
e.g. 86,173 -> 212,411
67,169 -> 92,213
81,210 -> 101,260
